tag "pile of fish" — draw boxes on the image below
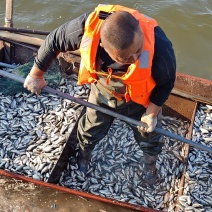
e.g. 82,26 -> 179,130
0,75 -> 89,181
0,71 -> 211,211
60,111 -> 189,211
178,104 -> 212,212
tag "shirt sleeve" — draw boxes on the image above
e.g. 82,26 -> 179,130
34,12 -> 90,72
150,26 -> 176,106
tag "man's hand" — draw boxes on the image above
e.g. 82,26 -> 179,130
139,113 -> 157,133
24,74 -> 46,95
138,102 -> 161,133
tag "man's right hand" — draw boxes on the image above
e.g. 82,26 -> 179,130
24,74 -> 46,95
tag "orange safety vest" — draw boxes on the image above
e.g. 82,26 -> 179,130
78,4 -> 158,107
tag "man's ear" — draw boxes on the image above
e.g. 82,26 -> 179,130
100,42 -> 104,48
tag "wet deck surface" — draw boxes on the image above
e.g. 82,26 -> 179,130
0,175 -> 136,212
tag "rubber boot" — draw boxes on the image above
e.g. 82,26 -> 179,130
143,153 -> 159,187
77,147 -> 92,174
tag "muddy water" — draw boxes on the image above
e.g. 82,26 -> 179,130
0,175 -> 135,212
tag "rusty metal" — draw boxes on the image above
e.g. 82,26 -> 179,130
175,72 -> 212,104
172,88 -> 212,105
175,101 -> 198,212
0,169 -> 161,212
163,94 -> 196,121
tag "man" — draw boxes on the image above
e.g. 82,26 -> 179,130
24,4 -> 176,186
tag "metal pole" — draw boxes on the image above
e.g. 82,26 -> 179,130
0,69 -> 212,154
0,26 -> 50,36
5,0 -> 14,27
0,61 -> 16,69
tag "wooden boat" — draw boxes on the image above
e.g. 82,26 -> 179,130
0,26 -> 212,212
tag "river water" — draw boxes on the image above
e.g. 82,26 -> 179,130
0,1 -> 211,211
0,0 -> 212,80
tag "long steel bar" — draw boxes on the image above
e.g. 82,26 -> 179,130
0,69 -> 212,154
0,26 -> 50,35
0,61 -> 16,69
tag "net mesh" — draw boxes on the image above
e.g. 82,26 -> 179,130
0,60 -> 62,96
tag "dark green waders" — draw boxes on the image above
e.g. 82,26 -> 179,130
76,78 -> 163,186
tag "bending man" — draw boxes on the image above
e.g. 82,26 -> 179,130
24,4 -> 176,186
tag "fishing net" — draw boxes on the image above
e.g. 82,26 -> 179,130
0,59 -> 62,96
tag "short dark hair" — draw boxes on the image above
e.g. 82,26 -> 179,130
100,11 -> 140,50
